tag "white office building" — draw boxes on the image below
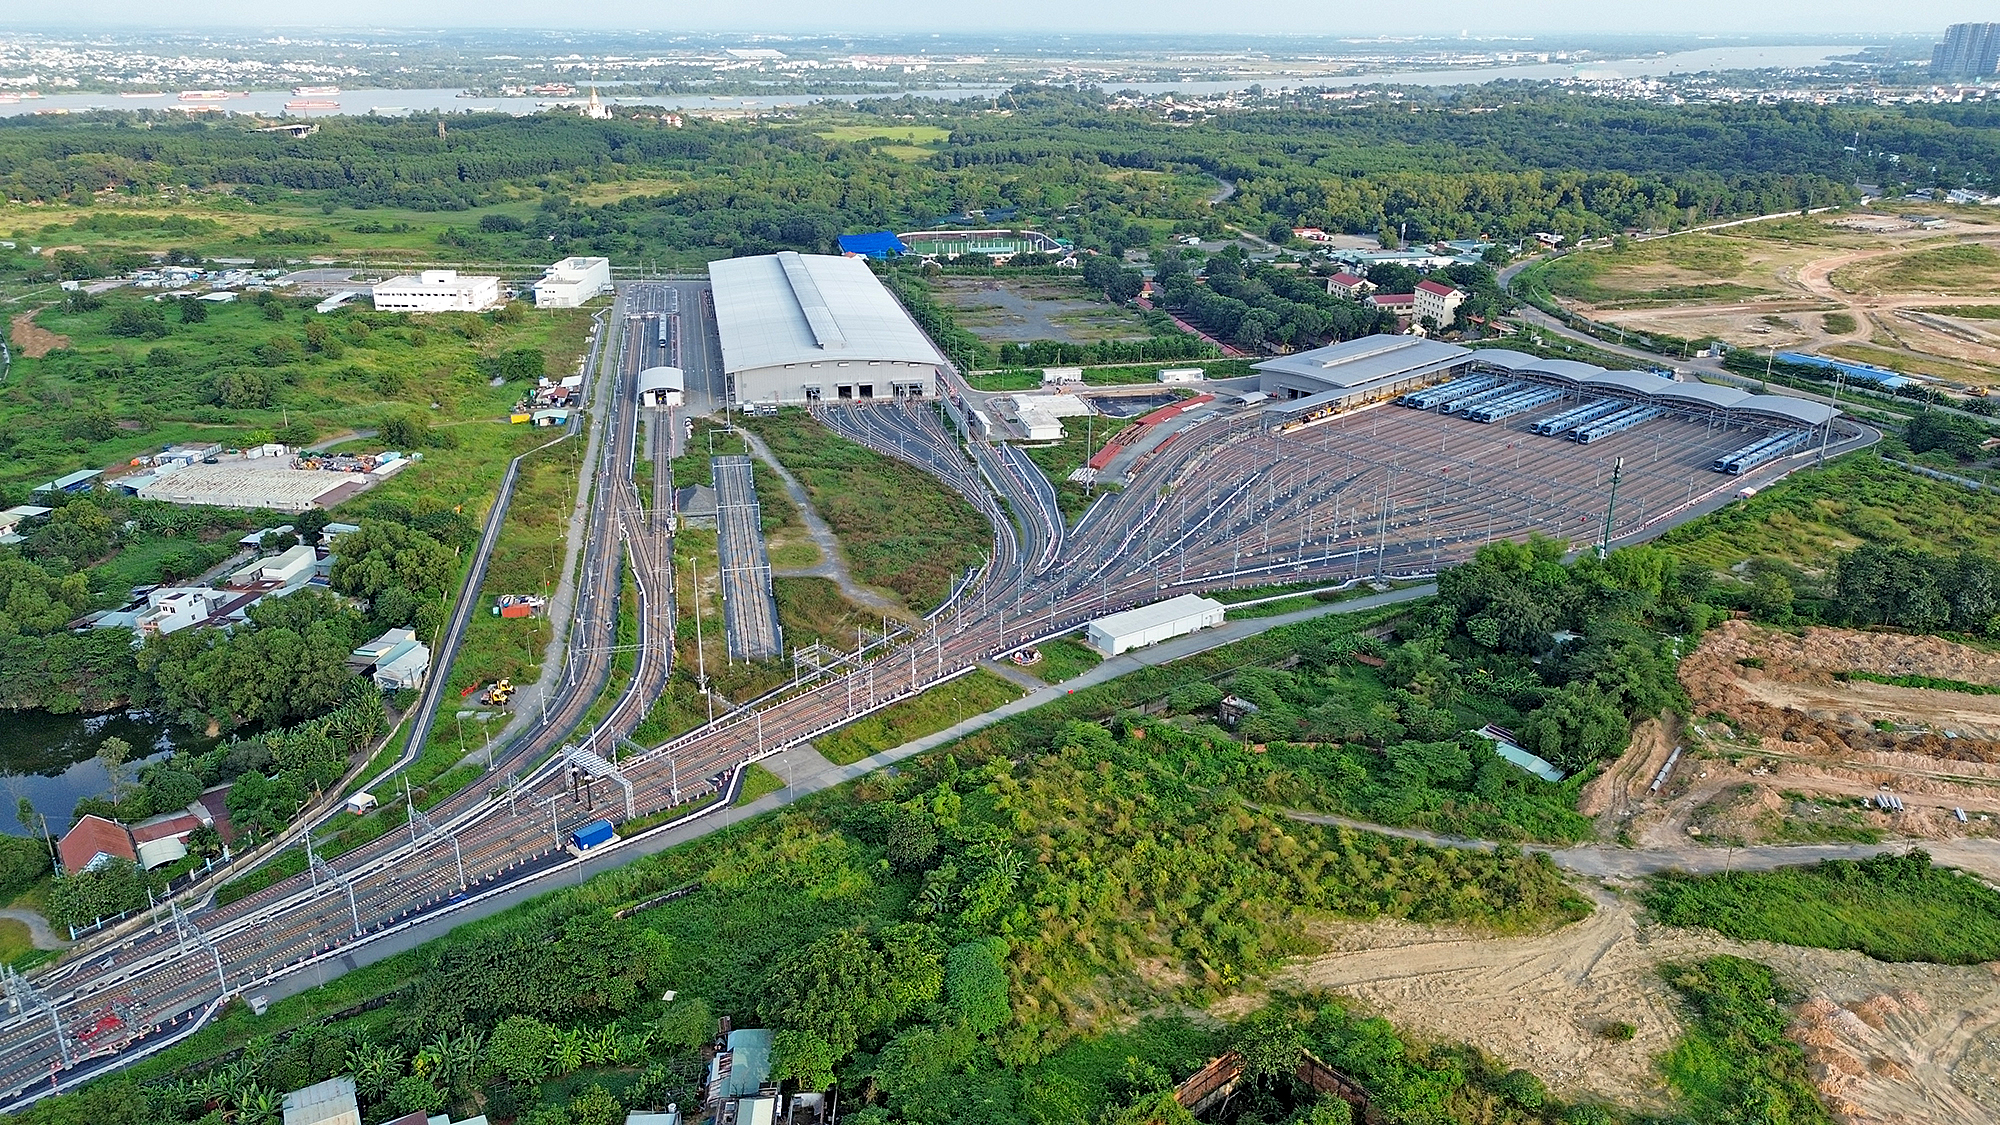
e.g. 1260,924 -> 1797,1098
1085,594 -> 1227,656
708,252 -> 943,406
533,256 -> 614,308
372,270 -> 502,313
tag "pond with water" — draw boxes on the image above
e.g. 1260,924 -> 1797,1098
0,710 -> 200,836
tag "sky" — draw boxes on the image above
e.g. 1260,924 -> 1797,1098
4,1 -> 1986,36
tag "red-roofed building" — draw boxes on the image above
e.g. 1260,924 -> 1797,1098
1325,271 -> 1374,300
1414,280 -> 1466,327
57,814 -> 137,875
1366,292 -> 1416,314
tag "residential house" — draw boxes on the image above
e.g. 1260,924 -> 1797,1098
57,815 -> 137,875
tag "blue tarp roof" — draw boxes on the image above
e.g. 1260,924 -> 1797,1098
837,231 -> 907,258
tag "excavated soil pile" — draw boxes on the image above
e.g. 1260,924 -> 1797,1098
1680,620 -> 2000,764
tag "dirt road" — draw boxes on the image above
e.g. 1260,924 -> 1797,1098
1280,890 -> 2000,1122
1277,808 -> 2000,881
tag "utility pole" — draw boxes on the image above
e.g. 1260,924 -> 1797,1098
1816,368 -> 1846,466
1599,456 -> 1624,557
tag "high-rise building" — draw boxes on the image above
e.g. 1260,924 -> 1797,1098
1932,23 -> 2000,79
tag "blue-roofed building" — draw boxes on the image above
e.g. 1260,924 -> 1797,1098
837,231 -> 906,259
1775,352 -> 1915,390
707,1027 -> 774,1102
34,468 -> 102,495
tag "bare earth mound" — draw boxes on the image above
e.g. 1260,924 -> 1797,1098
9,308 -> 68,357
1280,891 -> 2000,1123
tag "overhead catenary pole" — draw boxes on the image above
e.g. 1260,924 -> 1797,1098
1599,456 -> 1624,557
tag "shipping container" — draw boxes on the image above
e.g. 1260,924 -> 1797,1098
571,818 -> 615,851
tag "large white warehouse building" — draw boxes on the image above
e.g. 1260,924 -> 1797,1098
533,256 -> 614,308
708,252 -> 943,406
1085,594 -> 1227,656
372,270 -> 502,313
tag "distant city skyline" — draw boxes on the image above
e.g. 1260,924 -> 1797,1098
0,2 -> 1991,36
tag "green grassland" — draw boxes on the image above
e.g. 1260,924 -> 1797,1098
809,123 -> 951,161
1822,341 -> 2000,385
733,763 -> 784,805
773,576 -> 883,651
812,668 -> 1024,765
1654,454 -> 2000,572
5,194 -> 556,269
737,409 -> 988,611
1,287 -> 593,498
1027,636 -> 1104,683
1833,242 -> 2000,296
1016,414 -> 1132,522
1645,850 -> 2000,963
1529,234 -> 1774,307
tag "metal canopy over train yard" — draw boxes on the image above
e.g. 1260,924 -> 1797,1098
1262,337 -> 1841,441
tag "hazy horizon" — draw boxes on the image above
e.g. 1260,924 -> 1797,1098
0,4 -> 1982,38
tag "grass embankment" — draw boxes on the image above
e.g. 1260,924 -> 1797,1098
812,669 -> 1024,765
1659,956 -> 1831,1125
1654,454 -> 2000,571
1838,669 -> 2000,695
1915,304 -> 2000,319
1645,850 -> 2000,963
733,763 -> 784,805
1026,637 -> 1103,683
737,409 -> 987,611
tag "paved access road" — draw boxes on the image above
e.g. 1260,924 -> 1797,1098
0,283 -> 1884,1105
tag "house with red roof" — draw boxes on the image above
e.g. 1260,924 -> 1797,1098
57,815 -> 137,875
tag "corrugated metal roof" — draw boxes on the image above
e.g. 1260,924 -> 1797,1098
1088,594 -> 1226,637
1580,370 -> 1675,396
1653,382 -> 1749,409
1252,335 -> 1470,390
1736,394 -> 1840,425
1535,359 -> 1617,382
638,366 -> 685,393
708,253 -> 944,374
1467,349 -> 1544,371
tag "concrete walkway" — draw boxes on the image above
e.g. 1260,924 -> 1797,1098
737,428 -> 907,617
0,909 -> 69,951
1276,808 -> 2000,882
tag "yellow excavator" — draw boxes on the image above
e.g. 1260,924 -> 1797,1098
483,678 -> 515,706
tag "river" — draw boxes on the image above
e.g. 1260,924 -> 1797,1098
0,45 -> 1868,119
0,710 -> 197,837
